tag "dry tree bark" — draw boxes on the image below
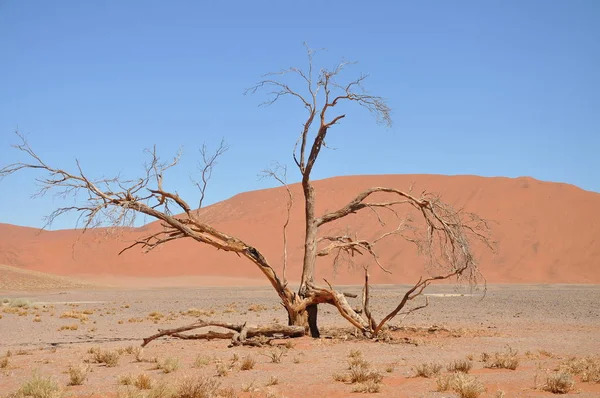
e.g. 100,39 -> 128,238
1,44 -> 494,343
141,320 -> 304,347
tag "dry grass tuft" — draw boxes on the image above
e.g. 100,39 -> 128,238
247,304 -> 268,312
90,349 -> 120,367
334,354 -> 384,393
67,364 -> 90,385
413,362 -> 442,378
184,308 -> 215,317
1,357 -> 9,369
156,357 -> 180,374
133,346 -> 144,362
266,375 -> 279,386
134,373 -> 153,390
561,356 -> 600,383
14,372 -> 62,398
542,371 -> 575,394
240,356 -> 256,370
351,379 -> 382,393
176,375 -> 221,397
482,346 -> 519,370
437,373 -> 486,398
215,362 -> 229,377
118,374 -> 134,386
447,359 -> 473,373
265,348 -> 284,364
58,324 -> 79,331
194,354 -> 212,368
60,311 -> 88,322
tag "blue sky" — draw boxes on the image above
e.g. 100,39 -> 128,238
1,0 -> 598,230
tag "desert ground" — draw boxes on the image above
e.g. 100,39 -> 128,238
1,176 -> 599,397
1,272 -> 599,397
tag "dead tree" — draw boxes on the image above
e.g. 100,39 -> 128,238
0,45 -> 494,342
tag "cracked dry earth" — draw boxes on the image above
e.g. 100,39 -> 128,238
1,283 -> 599,397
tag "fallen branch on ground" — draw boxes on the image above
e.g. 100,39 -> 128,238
141,319 -> 305,347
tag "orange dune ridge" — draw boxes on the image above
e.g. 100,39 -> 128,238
1,174 -> 599,285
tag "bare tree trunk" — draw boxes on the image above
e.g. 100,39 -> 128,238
297,178 -> 321,337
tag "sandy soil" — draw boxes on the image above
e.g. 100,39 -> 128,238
1,283 -> 599,397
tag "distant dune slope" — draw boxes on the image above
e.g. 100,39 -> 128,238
0,264 -> 91,291
1,175 -> 599,284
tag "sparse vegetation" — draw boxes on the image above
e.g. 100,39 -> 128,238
2,298 -> 32,308
156,357 -> 180,373
14,372 -> 62,398
482,347 -> 519,370
265,348 -> 284,363
67,364 -> 89,385
176,375 -> 220,397
58,324 -> 79,331
60,311 -> 89,322
90,348 -> 120,367
413,362 -> 442,378
542,372 -> 575,394
561,356 -> 600,383
437,373 -> 485,398
133,346 -> 144,362
118,374 -> 134,386
240,356 -> 256,370
1,357 -> 9,369
447,359 -> 473,373
134,373 -> 153,390
266,375 -> 279,386
215,362 -> 229,377
184,308 -> 215,317
193,354 -> 211,368
334,351 -> 383,393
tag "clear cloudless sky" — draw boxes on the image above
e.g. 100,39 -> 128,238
0,0 -> 598,230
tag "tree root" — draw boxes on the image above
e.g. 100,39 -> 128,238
141,319 -> 305,347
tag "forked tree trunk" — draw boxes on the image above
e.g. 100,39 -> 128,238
298,175 -> 321,338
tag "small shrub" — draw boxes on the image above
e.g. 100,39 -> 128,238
119,374 -> 134,386
452,373 -> 486,398
447,359 -> 473,373
241,381 -> 257,392
413,362 -> 442,378
215,362 -> 229,377
92,349 -> 120,367
542,372 -> 575,394
217,386 -> 237,398
16,372 -> 61,398
194,354 -> 211,367
248,304 -> 267,312
265,349 -> 283,363
60,311 -> 88,322
348,349 -> 362,359
174,376 -> 220,398
133,346 -> 144,362
240,356 -> 255,370
58,324 -> 79,331
6,298 -> 32,308
184,308 -> 215,317
352,379 -> 381,393
437,373 -> 486,398
0,357 -> 8,369
348,365 -> 383,384
134,373 -> 153,390
67,364 -> 89,385
483,347 -> 519,370
156,357 -> 179,374
561,356 -> 600,383
266,375 -> 279,386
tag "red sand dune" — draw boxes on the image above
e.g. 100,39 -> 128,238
1,175 -> 599,285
